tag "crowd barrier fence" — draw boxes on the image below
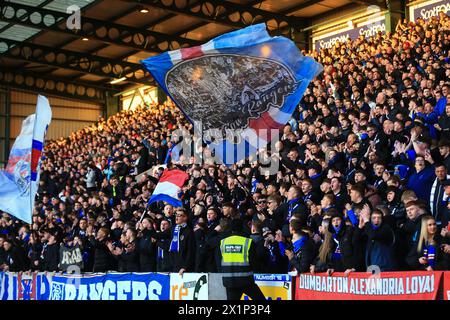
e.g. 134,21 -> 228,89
1,271 -> 449,300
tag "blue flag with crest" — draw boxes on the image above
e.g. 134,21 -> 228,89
141,24 -> 322,165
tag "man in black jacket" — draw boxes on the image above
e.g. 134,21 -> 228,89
90,227 -> 114,272
150,209 -> 196,274
137,217 -> 157,272
249,219 -> 266,274
327,211 -> 359,275
155,219 -> 172,272
169,209 -> 196,274
2,239 -> 27,272
40,228 -> 60,272
279,186 -> 308,235
285,219 -> 315,273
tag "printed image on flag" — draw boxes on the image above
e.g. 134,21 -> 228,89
148,169 -> 189,207
141,23 -> 323,165
0,95 -> 52,224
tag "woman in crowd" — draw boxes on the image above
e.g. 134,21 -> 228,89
407,216 -> 450,271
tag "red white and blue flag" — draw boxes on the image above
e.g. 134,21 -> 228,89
0,95 -> 52,224
141,23 -> 322,165
148,169 -> 189,207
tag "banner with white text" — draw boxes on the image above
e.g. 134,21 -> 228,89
49,272 -> 170,300
295,271 -> 442,300
409,0 -> 450,22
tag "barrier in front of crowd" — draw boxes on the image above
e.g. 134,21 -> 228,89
1,271 -> 449,300
0,272 -> 291,300
444,271 -> 450,300
295,271 -> 444,300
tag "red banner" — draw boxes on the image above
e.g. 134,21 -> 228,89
295,271 -> 443,300
444,272 -> 450,300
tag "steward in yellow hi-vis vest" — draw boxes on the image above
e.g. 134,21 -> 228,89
219,219 -> 265,300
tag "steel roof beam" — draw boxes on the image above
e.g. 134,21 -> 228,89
0,37 -> 151,85
126,0 -> 304,31
0,2 -> 201,53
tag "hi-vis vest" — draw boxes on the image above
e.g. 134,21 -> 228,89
220,235 -> 253,278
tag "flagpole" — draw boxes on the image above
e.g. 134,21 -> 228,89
138,204 -> 150,224
224,166 -> 259,214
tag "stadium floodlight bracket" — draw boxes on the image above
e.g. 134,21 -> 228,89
0,2 -> 201,53
125,0 -> 305,35
0,37 -> 152,85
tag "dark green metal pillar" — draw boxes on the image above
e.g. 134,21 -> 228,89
105,91 -> 119,118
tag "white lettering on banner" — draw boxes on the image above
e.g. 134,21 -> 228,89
359,23 -> 386,37
132,282 -> 147,300
77,285 -> 88,300
117,281 -> 131,300
65,284 -> 77,300
420,3 -> 450,20
299,274 -> 435,295
101,280 -> 115,300
148,280 -> 163,300
89,283 -> 103,300
317,23 -> 385,50
61,250 -> 82,265
319,35 -> 350,49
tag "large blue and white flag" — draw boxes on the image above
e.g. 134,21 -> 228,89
0,95 -> 52,224
141,23 -> 322,165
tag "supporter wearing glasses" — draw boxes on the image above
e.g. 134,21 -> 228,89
169,209 -> 196,275
406,155 -> 436,201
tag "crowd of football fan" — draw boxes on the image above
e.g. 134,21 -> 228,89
1,13 -> 450,275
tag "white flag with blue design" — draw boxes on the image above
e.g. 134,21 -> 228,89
0,95 -> 52,224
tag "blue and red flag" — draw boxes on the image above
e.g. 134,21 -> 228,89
141,23 -> 322,165
0,95 -> 52,224
148,169 -> 189,207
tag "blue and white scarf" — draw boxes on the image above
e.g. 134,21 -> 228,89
169,223 -> 186,253
286,198 -> 299,223
423,243 -> 436,268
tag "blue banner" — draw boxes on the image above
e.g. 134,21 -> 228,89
411,0 -> 450,22
314,19 -> 386,51
0,272 -> 52,300
49,273 -> 170,300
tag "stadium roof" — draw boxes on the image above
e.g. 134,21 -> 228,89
0,0 -> 386,102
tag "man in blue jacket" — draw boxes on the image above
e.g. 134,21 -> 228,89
406,155 -> 435,201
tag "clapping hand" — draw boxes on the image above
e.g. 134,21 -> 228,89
285,249 -> 294,260
360,204 -> 371,223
